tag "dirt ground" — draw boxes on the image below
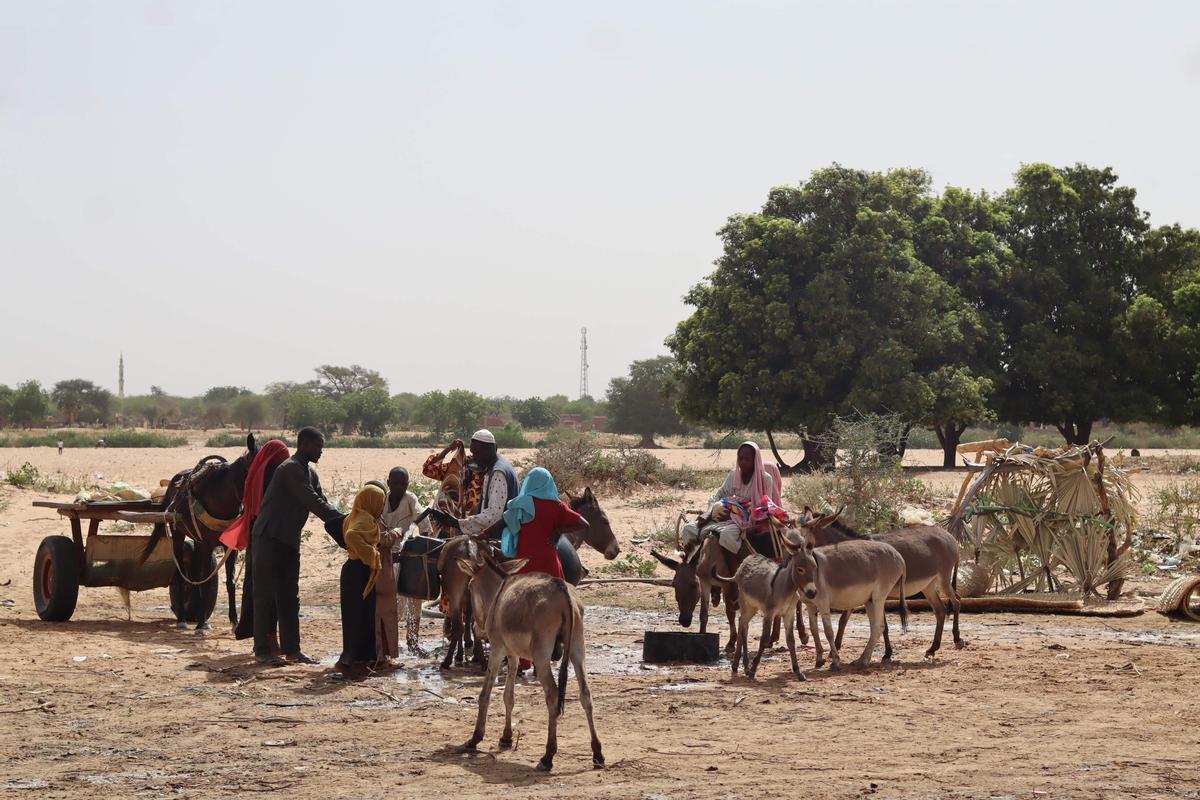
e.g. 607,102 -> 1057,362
2,446 -> 1199,799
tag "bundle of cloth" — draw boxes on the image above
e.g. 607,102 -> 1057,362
680,441 -> 787,556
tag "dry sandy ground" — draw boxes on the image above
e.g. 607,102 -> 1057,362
2,446 -> 1199,799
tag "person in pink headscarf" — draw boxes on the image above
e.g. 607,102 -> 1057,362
680,441 -> 780,556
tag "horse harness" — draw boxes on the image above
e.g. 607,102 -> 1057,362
165,455 -> 243,586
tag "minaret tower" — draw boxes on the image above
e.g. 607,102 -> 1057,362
118,352 -> 125,399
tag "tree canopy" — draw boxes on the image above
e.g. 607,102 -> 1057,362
51,379 -> 113,426
997,164 -> 1151,444
669,166 -> 994,468
606,356 -> 686,447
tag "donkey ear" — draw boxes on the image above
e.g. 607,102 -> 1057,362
802,505 -> 815,523
455,558 -> 478,574
583,486 -> 595,502
502,558 -> 529,575
819,506 -> 844,528
650,549 -> 681,571
246,433 -> 257,454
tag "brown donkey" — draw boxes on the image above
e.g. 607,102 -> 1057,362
436,488 -> 620,670
651,532 -> 747,652
456,550 -> 604,772
798,513 -> 909,670
718,532 -> 817,680
803,507 -> 964,658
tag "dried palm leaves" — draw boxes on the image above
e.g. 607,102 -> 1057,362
948,441 -> 1140,598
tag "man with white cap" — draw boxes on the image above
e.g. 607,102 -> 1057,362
433,429 -> 520,540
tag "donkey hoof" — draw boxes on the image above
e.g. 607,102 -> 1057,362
955,640 -> 966,650
795,669 -> 807,681
498,737 -> 513,750
174,621 -> 188,630
455,741 -> 479,755
814,658 -> 825,669
592,754 -> 605,769
536,757 -> 553,772
924,649 -> 936,660
828,662 -> 840,673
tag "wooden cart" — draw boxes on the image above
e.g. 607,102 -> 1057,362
30,500 -> 216,623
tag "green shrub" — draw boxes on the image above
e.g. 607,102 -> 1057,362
598,553 -> 658,578
324,437 -> 400,449
206,431 -> 293,448
493,422 -> 531,449
5,462 -> 38,488
1150,481 -> 1200,545
0,430 -> 185,448
702,433 -> 750,449
534,433 -> 697,491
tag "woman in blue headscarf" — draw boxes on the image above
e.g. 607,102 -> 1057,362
501,467 -> 589,579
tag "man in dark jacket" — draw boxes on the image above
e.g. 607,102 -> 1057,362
251,426 -> 342,665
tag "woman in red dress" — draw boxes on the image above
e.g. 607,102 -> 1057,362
502,467 -> 588,580
502,467 -> 588,670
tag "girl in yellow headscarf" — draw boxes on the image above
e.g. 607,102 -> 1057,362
337,483 -> 387,670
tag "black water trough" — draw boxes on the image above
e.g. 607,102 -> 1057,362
642,630 -> 720,663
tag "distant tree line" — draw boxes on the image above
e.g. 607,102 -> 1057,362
668,162 -> 1200,468
0,363 -> 613,442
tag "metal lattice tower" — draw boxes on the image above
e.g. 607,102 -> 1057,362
578,328 -> 589,399
118,352 -> 125,399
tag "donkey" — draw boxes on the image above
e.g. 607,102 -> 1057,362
718,531 -> 817,680
455,549 -> 604,772
652,532 -> 747,653
797,515 -> 909,671
140,434 -> 257,632
804,507 -> 964,658
436,487 -> 620,670
436,535 -> 485,669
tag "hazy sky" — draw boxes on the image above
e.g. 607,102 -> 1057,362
3,1 -> 1199,399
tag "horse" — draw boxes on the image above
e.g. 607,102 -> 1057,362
435,486 -> 620,670
140,434 -> 258,632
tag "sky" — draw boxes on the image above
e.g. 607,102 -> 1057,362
2,1 -> 1199,399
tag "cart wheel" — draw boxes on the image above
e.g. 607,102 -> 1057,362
33,536 -> 81,622
168,541 -> 219,624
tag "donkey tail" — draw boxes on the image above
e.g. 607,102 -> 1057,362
712,571 -> 735,584
894,567 -> 909,633
554,579 -> 574,718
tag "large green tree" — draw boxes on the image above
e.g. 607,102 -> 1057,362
341,387 -> 394,436
606,356 -> 686,447
1122,224 -> 1200,424
445,389 -> 487,440
51,379 -> 113,426
9,380 -> 51,427
669,166 -> 990,470
413,391 -> 452,438
512,397 -> 558,429
313,364 -> 387,399
285,391 -> 343,433
0,385 -> 13,426
998,164 -> 1151,444
913,187 -> 1010,464
390,392 -> 419,428
231,394 -> 268,431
